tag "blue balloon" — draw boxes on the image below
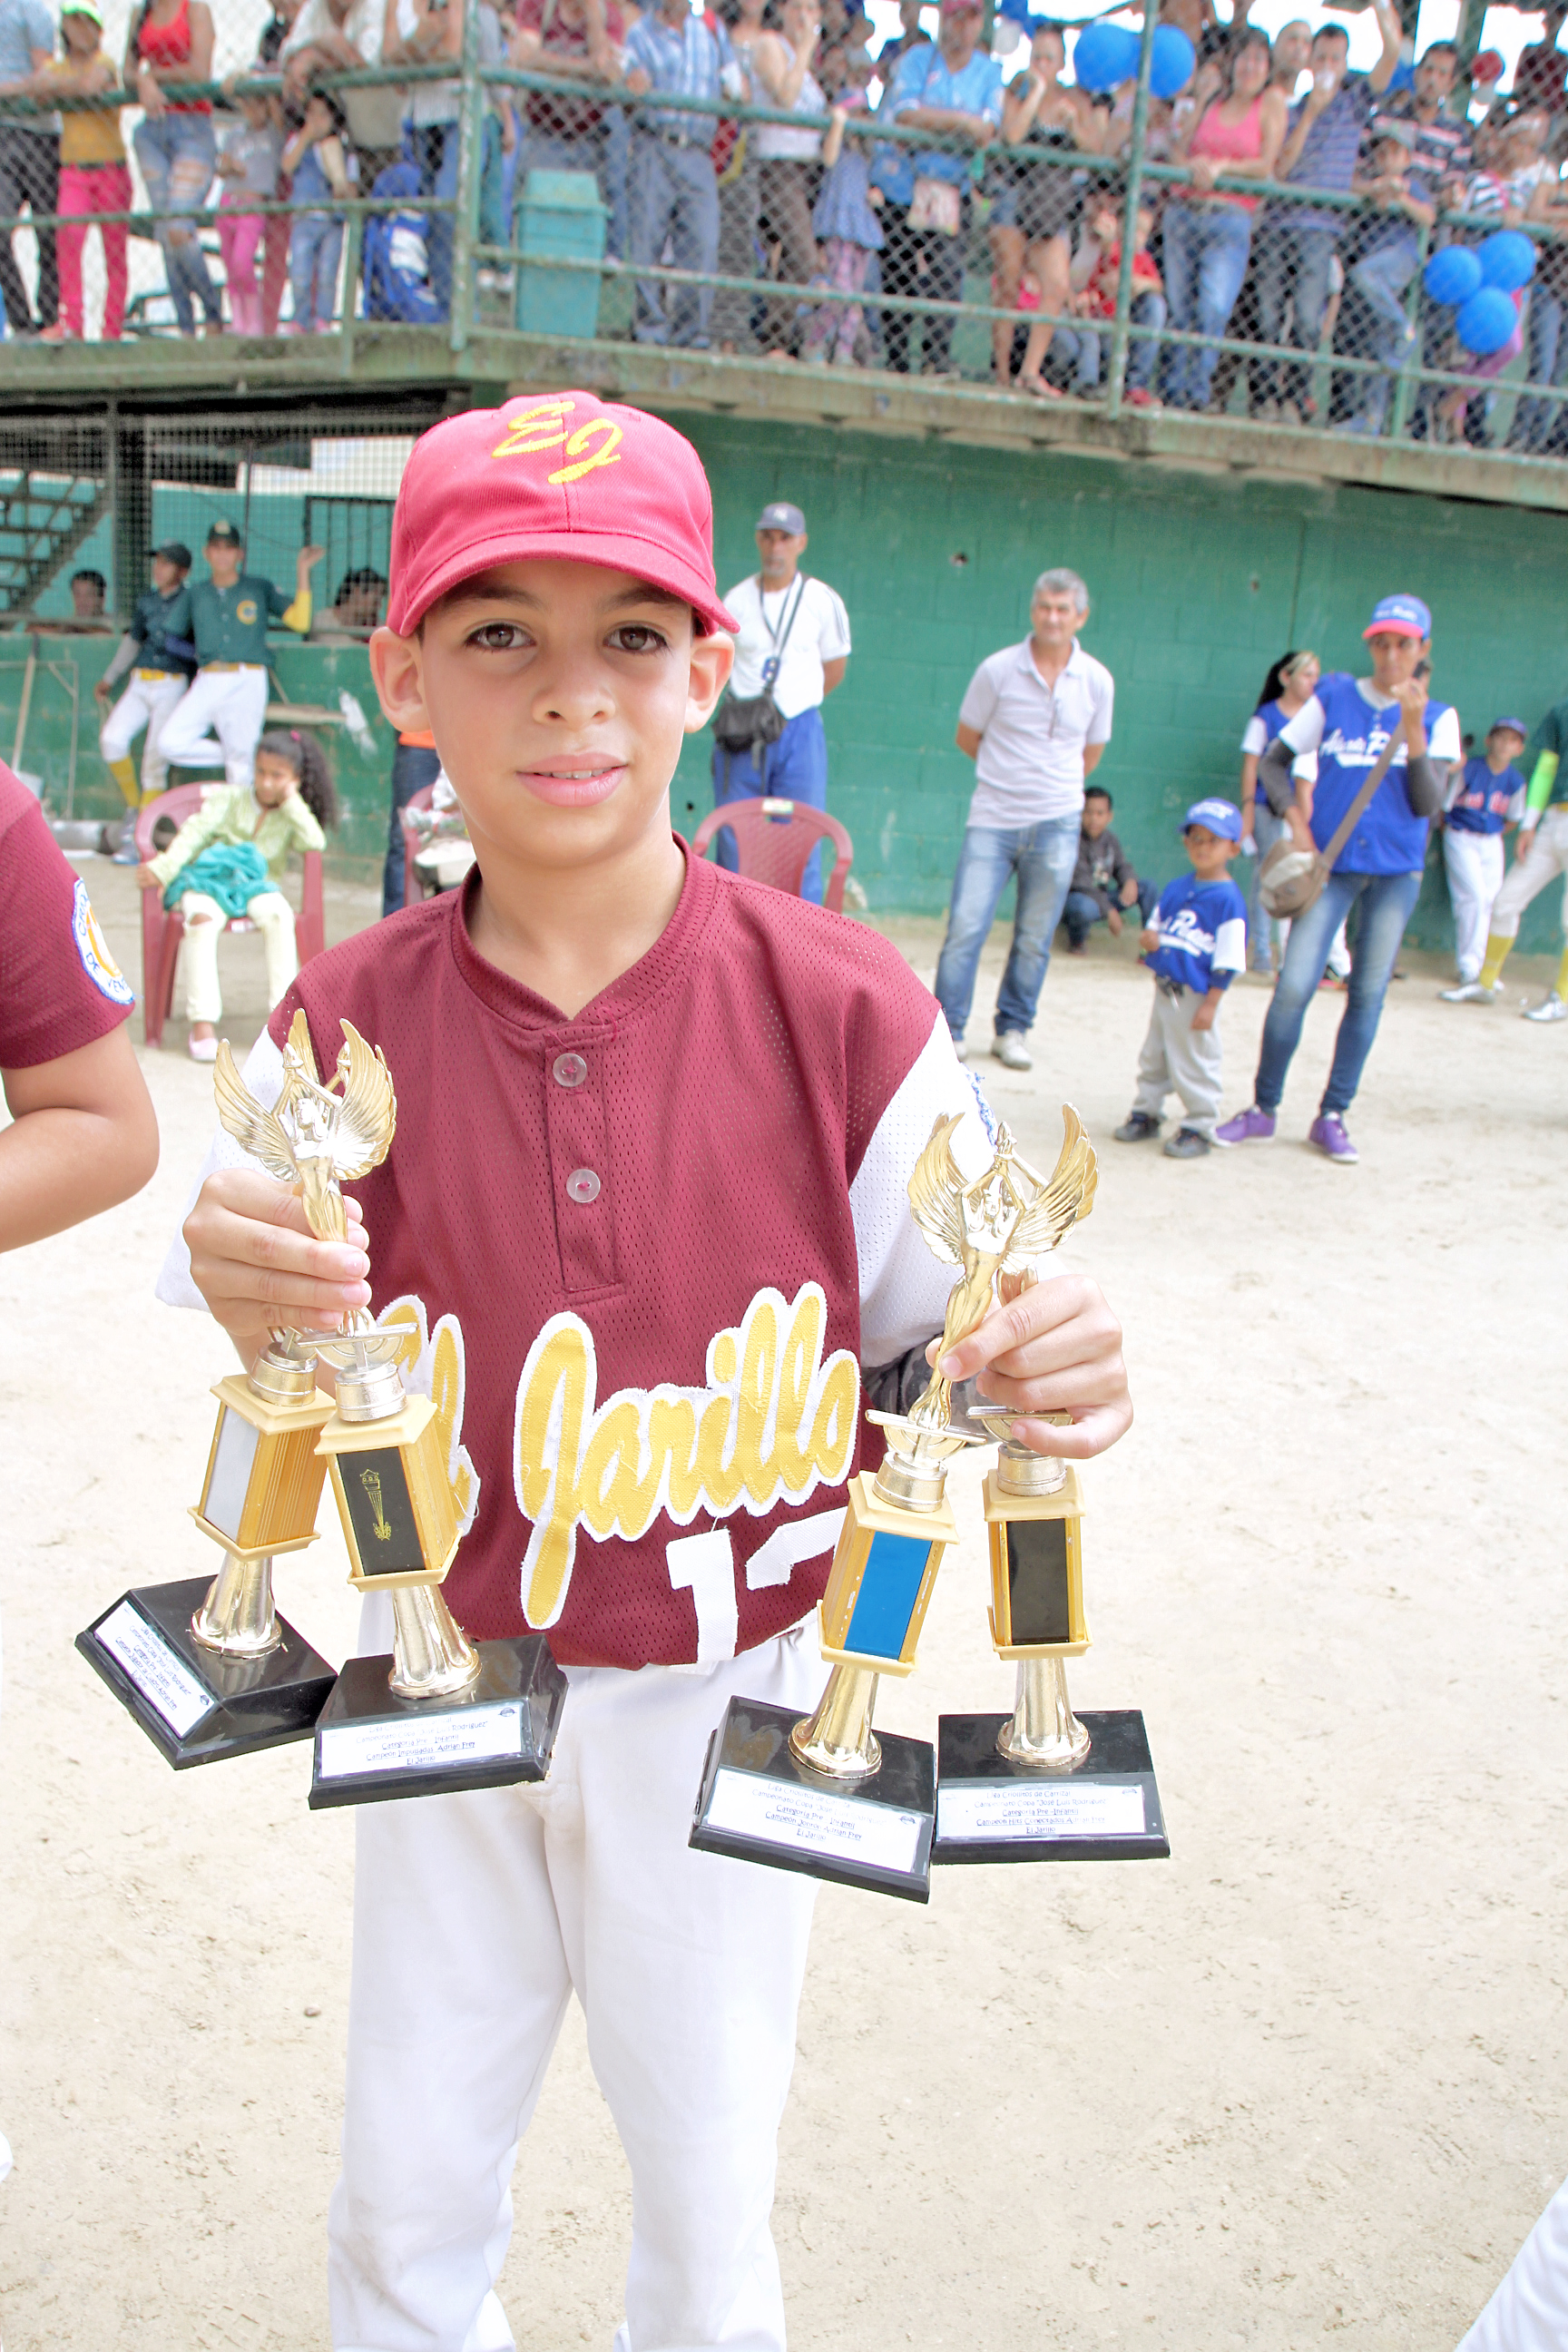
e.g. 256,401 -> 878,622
1478,228 -> 1536,291
1073,21 -> 1139,92
1422,245 -> 1482,307
1150,23 -> 1195,98
1456,284 -> 1519,356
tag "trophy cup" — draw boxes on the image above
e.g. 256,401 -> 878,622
189,1014 -> 571,1812
933,1129 -> 1168,1868
691,1111 -> 1093,1904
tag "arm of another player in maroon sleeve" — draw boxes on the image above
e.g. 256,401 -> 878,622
0,1026 -> 159,1250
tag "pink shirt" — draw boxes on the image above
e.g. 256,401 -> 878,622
1187,92 -> 1264,210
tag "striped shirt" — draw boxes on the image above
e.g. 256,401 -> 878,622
624,6 -> 733,144
1273,74 -> 1376,233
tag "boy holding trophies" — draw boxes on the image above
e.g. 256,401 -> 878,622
162,394 -> 1132,2352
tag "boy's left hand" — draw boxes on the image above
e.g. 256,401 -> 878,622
1190,997 -> 1217,1032
930,1272 -> 1131,1461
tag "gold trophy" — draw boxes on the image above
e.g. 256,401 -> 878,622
933,1122 -> 1169,1868
202,1011 -> 566,1808
691,1110 -> 1097,1902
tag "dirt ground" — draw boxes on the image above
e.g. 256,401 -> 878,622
3,858 -> 1565,2352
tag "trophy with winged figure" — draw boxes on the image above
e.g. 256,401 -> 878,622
690,1107 -> 1101,1903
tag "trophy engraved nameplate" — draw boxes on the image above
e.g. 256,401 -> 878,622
692,1111 -> 1090,1902
76,1131 -> 339,1763
933,1117 -> 1168,1867
200,1014 -> 571,1810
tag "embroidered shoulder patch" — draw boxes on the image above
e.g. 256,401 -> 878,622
73,878 -> 134,1005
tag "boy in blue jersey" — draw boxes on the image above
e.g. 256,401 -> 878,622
1438,717 -> 1527,1001
1216,593 -> 1460,1166
1113,799 -> 1248,1161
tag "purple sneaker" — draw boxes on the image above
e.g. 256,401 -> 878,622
1308,1113 -> 1358,1165
1213,1105 -> 1277,1147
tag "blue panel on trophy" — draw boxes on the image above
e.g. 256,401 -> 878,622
845,1530 -> 933,1660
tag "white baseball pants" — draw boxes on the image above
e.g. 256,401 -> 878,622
1487,806 -> 1568,940
1459,2170 -> 1568,2350
1132,983 -> 1224,1140
1442,829 -> 1505,982
179,888 -> 297,1023
328,1614 -> 825,2352
157,664 -> 270,788
98,669 -> 187,795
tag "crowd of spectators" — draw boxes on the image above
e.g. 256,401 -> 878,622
5,0 -> 1568,448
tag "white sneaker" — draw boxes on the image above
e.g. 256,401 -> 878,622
949,1034 -> 968,1063
1524,993 -> 1567,1023
187,1034 -> 219,1063
1439,981 -> 1498,1004
993,1031 -> 1034,1071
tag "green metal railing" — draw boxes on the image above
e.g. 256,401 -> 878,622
2,54 -> 1564,462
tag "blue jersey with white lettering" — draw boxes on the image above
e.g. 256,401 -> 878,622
1143,873 -> 1248,995
1278,672 -> 1461,876
1446,754 -> 1525,837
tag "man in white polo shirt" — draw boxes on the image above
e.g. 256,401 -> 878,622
711,499 -> 851,903
934,566 -> 1114,1068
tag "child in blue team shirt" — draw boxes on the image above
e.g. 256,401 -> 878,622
1114,798 -> 1248,1161
1438,716 -> 1527,1000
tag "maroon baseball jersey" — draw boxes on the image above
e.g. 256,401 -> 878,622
0,760 -> 135,1068
162,845 -> 976,1670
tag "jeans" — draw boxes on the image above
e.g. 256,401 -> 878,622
630,133 -> 719,347
1251,220 -> 1337,414
711,705 -> 829,904
1057,291 -> 1165,393
57,160 -> 131,338
133,111 -> 220,335
289,210 -> 344,330
383,740 -> 442,916
934,814 -> 1082,1041
0,124 -> 58,332
1509,284 -> 1568,450
1063,877 -> 1155,946
1253,866 -> 1423,1117
1338,233 -> 1417,431
1160,202 -> 1252,410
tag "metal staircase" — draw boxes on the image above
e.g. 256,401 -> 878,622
0,459 -> 112,622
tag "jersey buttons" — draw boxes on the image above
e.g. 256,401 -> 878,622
566,1167 -> 601,1205
553,1052 -> 588,1089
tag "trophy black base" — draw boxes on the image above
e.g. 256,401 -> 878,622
690,1697 -> 935,1904
76,1578 -> 336,1769
933,1710 -> 1169,1865
308,1636 -> 567,1809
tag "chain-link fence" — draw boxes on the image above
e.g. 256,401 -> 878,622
5,32 -> 1568,459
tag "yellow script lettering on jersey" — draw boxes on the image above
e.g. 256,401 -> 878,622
513,1283 -> 859,1630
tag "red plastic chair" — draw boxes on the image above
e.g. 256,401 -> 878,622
690,797 -> 855,915
136,783 -> 325,1047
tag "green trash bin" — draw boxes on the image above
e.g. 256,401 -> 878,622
515,168 -> 606,338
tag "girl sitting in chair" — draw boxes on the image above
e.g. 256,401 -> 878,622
137,728 -> 337,1062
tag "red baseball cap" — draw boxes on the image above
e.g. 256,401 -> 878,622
386,392 -> 739,638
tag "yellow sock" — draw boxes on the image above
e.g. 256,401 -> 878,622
1479,934 -> 1514,992
1556,944 -> 1568,1002
107,755 -> 139,808
139,782 -> 162,806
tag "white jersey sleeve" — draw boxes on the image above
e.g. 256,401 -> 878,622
1278,692 -> 1327,756
1212,915 -> 1247,975
1429,703 -> 1462,763
1240,714 -> 1268,757
154,1027 -> 287,1310
814,580 -> 851,662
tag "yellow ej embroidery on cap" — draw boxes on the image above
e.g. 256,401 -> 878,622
548,418 -> 623,486
491,397 -> 575,458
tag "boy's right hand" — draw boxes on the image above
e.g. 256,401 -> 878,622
183,1169 -> 372,1360
134,862 -> 162,890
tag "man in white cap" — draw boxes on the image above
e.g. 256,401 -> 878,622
710,500 -> 851,903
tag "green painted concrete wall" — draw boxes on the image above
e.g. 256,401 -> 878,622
5,419 -> 1565,956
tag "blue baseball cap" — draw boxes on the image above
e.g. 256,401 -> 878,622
1364,593 -> 1431,642
1182,798 -> 1243,843
1491,714 -> 1527,736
